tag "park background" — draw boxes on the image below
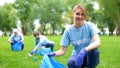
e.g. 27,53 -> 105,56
0,0 -> 120,68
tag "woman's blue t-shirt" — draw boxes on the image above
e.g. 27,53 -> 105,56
60,21 -> 100,55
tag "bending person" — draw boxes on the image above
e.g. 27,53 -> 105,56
8,29 -> 24,50
27,31 -> 54,56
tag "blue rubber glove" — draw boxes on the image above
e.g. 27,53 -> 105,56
47,52 -> 56,57
75,48 -> 87,66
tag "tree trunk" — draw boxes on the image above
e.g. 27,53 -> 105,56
22,26 -> 27,35
4,31 -> 7,36
41,23 -> 46,35
109,32 -> 113,36
117,26 -> 120,36
52,25 -> 55,35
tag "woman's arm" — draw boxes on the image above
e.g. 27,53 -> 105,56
55,46 -> 67,56
85,34 -> 100,52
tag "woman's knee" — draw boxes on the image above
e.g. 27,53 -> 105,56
87,49 -> 100,67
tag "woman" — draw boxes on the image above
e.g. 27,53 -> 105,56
47,4 -> 101,68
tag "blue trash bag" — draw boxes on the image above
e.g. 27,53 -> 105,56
12,42 -> 23,51
40,54 -> 66,68
37,48 -> 52,55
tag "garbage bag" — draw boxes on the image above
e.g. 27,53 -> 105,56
40,54 -> 66,68
37,48 -> 52,55
12,42 -> 23,51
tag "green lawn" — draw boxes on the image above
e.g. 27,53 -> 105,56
0,36 -> 120,68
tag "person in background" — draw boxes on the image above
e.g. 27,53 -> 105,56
8,29 -> 24,50
27,31 -> 54,57
47,4 -> 101,68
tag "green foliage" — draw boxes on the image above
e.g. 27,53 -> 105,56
13,0 -> 66,35
0,4 -> 16,34
98,0 -> 120,35
35,0 -> 65,35
98,0 -> 120,21
1,0 -> 119,36
14,0 -> 35,35
104,17 -> 116,35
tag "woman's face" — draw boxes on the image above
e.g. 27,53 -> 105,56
73,8 -> 85,25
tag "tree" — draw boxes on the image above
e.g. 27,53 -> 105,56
103,16 -> 116,35
14,0 -> 35,35
98,0 -> 120,35
0,4 -> 16,36
33,0 -> 65,35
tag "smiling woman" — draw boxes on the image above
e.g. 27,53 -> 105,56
46,4 -> 101,68
0,0 -> 15,6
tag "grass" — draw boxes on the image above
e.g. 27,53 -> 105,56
97,36 -> 120,68
0,35 -> 120,68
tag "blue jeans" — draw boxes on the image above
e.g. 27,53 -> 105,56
68,48 -> 100,68
30,43 -> 54,54
42,43 -> 54,51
